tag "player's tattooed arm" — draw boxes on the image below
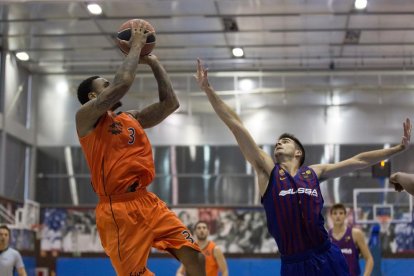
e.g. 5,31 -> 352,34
76,21 -> 149,137
127,54 -> 179,128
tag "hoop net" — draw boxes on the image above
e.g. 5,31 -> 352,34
376,215 -> 391,232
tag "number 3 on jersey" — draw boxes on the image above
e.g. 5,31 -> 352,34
127,127 -> 135,144
181,230 -> 194,243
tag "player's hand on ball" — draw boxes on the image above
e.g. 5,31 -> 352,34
129,20 -> 152,49
117,19 -> 156,56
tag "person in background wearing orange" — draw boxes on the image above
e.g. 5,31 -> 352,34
176,221 -> 228,276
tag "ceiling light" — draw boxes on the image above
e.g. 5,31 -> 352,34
16,52 -> 29,61
87,3 -> 102,15
239,79 -> 254,91
354,0 -> 367,10
232,47 -> 244,58
56,81 -> 69,95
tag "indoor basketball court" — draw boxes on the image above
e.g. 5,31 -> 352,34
0,0 -> 414,275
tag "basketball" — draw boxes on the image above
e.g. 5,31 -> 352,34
116,19 -> 156,56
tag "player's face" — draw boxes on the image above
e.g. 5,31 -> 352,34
89,78 -> 110,99
0,229 -> 10,248
331,209 -> 346,226
274,138 -> 297,160
194,223 -> 209,241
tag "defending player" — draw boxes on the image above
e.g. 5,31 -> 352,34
195,58 -> 411,275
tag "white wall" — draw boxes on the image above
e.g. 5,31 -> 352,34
33,72 -> 414,146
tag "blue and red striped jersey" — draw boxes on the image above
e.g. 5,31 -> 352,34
261,164 -> 329,256
329,227 -> 361,276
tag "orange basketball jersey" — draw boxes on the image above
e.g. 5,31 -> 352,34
79,111 -> 155,195
202,241 -> 219,276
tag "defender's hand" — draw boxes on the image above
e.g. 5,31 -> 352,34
194,58 -> 210,90
401,118 -> 412,150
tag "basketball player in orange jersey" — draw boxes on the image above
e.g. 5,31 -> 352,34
176,221 -> 228,276
329,204 -> 373,276
75,20 -> 205,276
195,59 -> 411,275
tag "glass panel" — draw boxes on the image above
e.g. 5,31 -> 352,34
177,175 -> 255,205
175,145 -> 248,174
36,147 -> 72,205
37,147 -> 66,175
36,177 -> 71,205
148,176 -> 171,204
36,144 -> 408,207
302,145 -> 325,167
176,146 -> 206,174
76,178 -> 98,205
71,147 -> 90,175
153,146 -> 171,175
212,146 -> 247,174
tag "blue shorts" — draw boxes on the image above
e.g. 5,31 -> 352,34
280,240 -> 350,276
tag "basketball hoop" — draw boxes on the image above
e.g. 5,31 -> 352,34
31,224 -> 41,232
377,215 -> 391,232
31,224 -> 42,239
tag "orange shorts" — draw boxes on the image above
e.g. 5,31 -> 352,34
96,189 -> 200,276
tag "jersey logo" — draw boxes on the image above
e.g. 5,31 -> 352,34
279,187 -> 318,197
341,248 -> 353,255
301,170 -> 313,179
108,121 -> 123,135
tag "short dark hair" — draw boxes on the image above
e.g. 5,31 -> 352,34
194,221 -> 208,230
0,225 -> 10,235
331,203 -> 347,214
77,76 -> 100,104
277,133 -> 306,166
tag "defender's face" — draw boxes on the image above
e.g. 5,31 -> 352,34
274,138 -> 297,160
331,209 -> 346,226
0,229 -> 10,248
194,223 -> 209,241
89,78 -> 110,100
